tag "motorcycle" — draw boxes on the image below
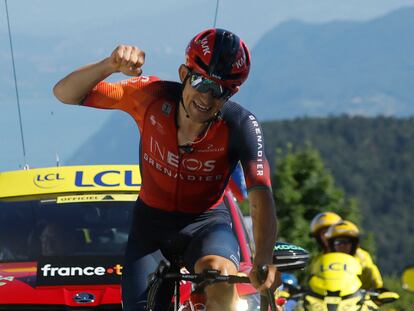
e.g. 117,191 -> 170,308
292,252 -> 399,311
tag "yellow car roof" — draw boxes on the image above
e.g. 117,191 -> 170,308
0,165 -> 141,199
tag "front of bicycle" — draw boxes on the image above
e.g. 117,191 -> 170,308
146,241 -> 309,311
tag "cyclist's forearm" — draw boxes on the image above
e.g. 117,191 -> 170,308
249,188 -> 277,265
53,57 -> 116,105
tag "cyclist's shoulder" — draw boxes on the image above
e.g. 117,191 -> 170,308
220,100 -> 260,125
355,247 -> 372,258
355,247 -> 374,266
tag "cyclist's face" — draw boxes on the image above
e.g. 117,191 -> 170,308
179,65 -> 227,123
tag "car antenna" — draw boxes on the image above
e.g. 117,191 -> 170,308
5,0 -> 29,170
213,0 -> 220,27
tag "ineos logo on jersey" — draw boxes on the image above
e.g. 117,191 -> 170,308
182,159 -> 215,172
149,137 -> 216,172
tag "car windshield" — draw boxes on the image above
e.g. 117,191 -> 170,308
0,195 -> 135,262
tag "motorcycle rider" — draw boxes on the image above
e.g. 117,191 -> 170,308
310,212 -> 342,253
325,220 -> 384,290
279,273 -> 300,311
308,212 -> 342,276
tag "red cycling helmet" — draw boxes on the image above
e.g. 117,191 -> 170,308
185,28 -> 251,93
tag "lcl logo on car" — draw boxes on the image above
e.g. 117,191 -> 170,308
33,173 -> 65,189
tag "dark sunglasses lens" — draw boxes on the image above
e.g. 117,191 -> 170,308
218,88 -> 231,100
210,85 -> 224,98
190,73 -> 227,99
334,238 -> 352,245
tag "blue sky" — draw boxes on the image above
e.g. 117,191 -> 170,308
1,0 -> 414,171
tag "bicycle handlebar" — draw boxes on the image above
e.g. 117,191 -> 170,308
146,242 -> 310,311
163,270 -> 251,284
153,265 -> 276,311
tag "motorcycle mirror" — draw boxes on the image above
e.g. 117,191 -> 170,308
402,265 -> 414,293
273,242 -> 310,272
376,291 -> 400,304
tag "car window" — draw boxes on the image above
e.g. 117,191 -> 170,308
0,197 -> 135,262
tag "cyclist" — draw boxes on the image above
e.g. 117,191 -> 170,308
53,28 -> 278,310
325,220 -> 384,289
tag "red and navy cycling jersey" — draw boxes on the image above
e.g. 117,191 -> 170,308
82,76 -> 271,213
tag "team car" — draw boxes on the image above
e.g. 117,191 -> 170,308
0,165 -> 256,310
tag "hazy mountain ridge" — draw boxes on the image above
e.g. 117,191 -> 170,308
239,6 -> 414,119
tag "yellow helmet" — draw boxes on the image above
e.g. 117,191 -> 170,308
310,212 -> 342,236
325,220 -> 360,240
325,220 -> 360,255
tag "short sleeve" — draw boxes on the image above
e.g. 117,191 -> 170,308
238,113 -> 272,191
82,75 -> 161,127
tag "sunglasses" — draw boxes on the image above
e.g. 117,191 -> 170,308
189,72 -> 232,100
333,237 -> 352,245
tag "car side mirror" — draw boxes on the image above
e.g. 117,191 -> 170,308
273,242 -> 310,272
402,266 -> 414,293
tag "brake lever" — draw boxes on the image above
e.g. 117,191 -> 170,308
257,265 -> 277,311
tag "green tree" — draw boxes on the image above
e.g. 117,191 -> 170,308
272,144 -> 362,257
262,116 -> 414,274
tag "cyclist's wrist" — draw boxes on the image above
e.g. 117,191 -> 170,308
100,57 -> 121,75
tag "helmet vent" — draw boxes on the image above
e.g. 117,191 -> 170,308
197,30 -> 213,42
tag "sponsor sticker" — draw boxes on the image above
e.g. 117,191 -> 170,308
37,256 -> 124,286
56,194 -> 138,203
0,276 -> 14,287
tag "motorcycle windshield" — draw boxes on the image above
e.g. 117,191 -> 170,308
309,252 -> 362,296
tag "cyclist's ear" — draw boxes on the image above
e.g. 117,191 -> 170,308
178,64 -> 190,82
